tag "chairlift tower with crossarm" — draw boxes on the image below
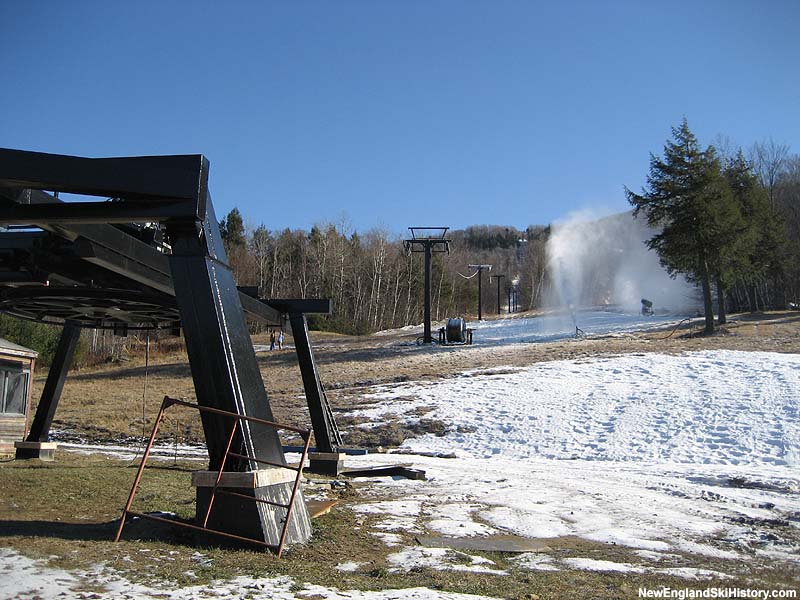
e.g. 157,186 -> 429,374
468,264 -> 492,320
404,227 -> 450,344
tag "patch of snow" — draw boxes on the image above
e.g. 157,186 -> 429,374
58,440 -> 208,462
377,311 -> 695,345
0,549 -> 79,599
424,503 -> 501,537
469,310 -> 693,345
354,500 -> 422,517
512,553 -> 560,571
354,500 -> 424,532
654,567 -> 733,580
633,550 -> 681,562
375,322 -> 426,336
335,561 -> 366,572
386,547 -> 507,575
512,553 -> 732,580
370,532 -> 404,547
562,557 -> 646,573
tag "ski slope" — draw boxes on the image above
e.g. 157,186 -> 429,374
352,349 -> 800,563
378,309 -> 694,345
468,309 -> 691,344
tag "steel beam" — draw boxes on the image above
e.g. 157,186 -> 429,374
237,292 -> 282,326
478,268 -> 483,320
0,148 -> 208,218
261,299 -> 333,315
493,274 -> 505,315
21,322 -> 81,443
288,312 -> 341,454
469,264 -> 492,320
0,200 -> 201,226
165,205 -> 286,470
423,244 -> 432,343
73,237 -> 174,294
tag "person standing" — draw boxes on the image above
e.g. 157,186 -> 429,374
269,329 -> 276,351
277,329 -> 284,350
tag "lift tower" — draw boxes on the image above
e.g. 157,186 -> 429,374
404,228 -> 450,344
468,264 -> 492,320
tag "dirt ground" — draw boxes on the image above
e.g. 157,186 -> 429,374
43,310 -> 800,449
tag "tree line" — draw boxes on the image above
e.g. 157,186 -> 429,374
219,212 -> 549,334
627,119 -> 799,333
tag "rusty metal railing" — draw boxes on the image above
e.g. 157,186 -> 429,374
114,395 -> 312,558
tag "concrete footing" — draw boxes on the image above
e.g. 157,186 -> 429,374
192,468 -> 312,548
307,452 -> 346,476
15,441 -> 58,461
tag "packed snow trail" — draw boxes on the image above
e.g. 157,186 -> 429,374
364,350 -> 800,466
350,350 -> 800,560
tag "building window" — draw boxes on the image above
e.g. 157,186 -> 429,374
0,362 -> 29,416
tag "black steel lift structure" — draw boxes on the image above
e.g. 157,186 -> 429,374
242,293 -> 344,475
0,148 -> 342,549
403,227 -> 451,344
467,264 -> 492,320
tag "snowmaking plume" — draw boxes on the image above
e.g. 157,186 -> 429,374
546,210 -> 697,318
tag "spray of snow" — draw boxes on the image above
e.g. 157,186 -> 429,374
547,210 -> 697,315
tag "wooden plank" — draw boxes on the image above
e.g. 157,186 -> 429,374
0,416 -> 25,441
191,468 -> 297,488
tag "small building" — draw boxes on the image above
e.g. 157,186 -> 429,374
0,338 -> 37,457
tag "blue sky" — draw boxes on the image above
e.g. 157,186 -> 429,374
1,1 -> 797,235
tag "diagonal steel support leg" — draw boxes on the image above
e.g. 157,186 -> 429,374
288,312 -> 342,454
20,322 -> 80,445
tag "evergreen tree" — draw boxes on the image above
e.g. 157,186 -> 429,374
219,207 -> 246,249
626,119 -> 740,334
723,151 -> 786,312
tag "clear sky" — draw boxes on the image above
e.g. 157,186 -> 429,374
1,1 -> 797,235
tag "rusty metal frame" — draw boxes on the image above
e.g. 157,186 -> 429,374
114,396 -> 312,558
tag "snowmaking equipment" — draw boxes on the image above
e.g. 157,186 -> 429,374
438,317 -> 473,345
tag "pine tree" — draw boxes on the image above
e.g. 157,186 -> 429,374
219,207 -> 246,249
723,151 -> 786,312
625,119 -> 740,334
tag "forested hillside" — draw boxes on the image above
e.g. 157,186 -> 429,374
220,218 -> 549,334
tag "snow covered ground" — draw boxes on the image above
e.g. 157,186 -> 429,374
467,309 -> 692,345
378,309 -> 694,345
363,350 -> 799,466
349,349 -> 800,569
